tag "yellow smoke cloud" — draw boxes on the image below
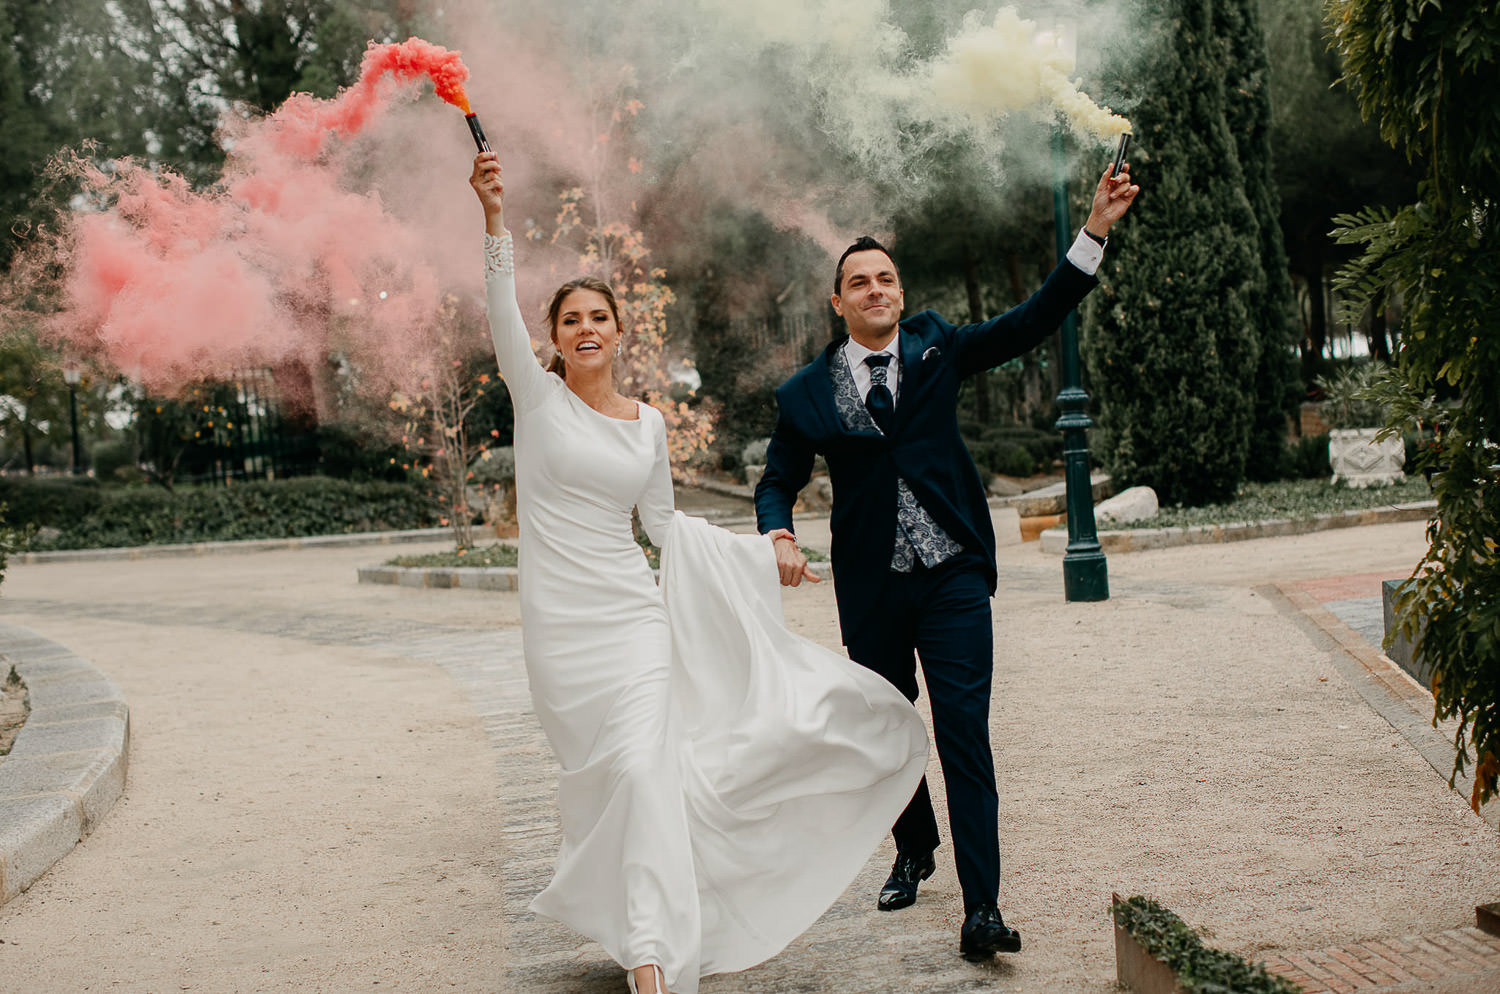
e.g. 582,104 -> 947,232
928,8 -> 1131,141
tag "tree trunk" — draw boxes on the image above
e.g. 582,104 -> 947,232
1366,289 -> 1392,361
963,245 -> 991,425
21,423 -> 33,476
1007,253 -> 1060,411
1303,243 -> 1327,362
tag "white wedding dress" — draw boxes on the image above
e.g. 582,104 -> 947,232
484,232 -> 928,993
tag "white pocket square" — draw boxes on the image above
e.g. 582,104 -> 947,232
921,346 -> 941,362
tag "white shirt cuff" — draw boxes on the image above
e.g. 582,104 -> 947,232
1065,227 -> 1105,276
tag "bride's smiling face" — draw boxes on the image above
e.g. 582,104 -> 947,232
552,288 -> 620,374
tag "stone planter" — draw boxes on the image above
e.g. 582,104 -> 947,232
1382,578 -> 1432,690
1478,901 -> 1500,937
1329,427 -> 1404,487
1114,892 -> 1183,994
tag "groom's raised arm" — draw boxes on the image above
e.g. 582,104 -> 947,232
950,258 -> 1099,376
955,162 -> 1138,376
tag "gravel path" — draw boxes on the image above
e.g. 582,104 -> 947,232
0,518 -> 1495,993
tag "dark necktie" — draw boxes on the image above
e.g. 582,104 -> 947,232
864,353 -> 894,435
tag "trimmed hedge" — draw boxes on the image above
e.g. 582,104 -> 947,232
1113,896 -> 1300,994
16,477 -> 440,551
962,424 -> 1063,478
0,476 -> 106,529
0,502 -> 26,591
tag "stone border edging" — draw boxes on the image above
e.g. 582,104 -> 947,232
1039,500 -> 1436,554
1262,582 -> 1498,832
357,559 -> 834,590
15,527 -> 455,565
0,623 -> 130,906
358,564 -> 520,591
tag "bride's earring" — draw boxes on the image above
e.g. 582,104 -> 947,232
616,340 -> 624,357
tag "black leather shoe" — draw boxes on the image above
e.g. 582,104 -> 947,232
960,905 -> 1022,960
877,850 -> 936,911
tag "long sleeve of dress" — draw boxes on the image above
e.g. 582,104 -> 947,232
637,407 -> 676,549
484,231 -> 551,411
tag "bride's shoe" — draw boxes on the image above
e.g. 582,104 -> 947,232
626,964 -> 667,994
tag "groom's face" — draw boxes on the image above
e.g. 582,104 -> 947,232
832,249 -> 904,346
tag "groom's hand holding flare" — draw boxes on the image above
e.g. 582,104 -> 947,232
1084,160 -> 1139,238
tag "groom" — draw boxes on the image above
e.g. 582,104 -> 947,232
755,164 -> 1138,959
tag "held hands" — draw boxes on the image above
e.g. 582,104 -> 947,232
469,152 -> 505,231
766,529 -> 821,587
1084,162 -> 1139,239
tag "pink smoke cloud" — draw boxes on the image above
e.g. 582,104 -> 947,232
45,39 -> 494,402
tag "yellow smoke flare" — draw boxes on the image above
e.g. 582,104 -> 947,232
929,8 -> 1131,142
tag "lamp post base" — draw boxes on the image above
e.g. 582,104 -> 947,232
1063,549 -> 1110,602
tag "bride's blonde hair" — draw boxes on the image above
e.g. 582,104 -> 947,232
544,277 -> 623,379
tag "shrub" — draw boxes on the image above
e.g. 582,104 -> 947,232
740,437 -> 771,468
1316,361 -> 1388,429
88,439 -> 138,483
1331,0 -> 1500,805
0,505 -> 13,592
998,445 -> 1035,478
1289,433 -> 1330,479
469,446 -> 515,486
0,476 -> 105,529
1401,430 -> 1433,476
314,422 -> 410,482
25,477 -> 439,551
960,424 -> 1059,478
1113,896 -> 1300,994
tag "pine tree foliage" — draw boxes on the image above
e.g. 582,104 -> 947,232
1329,0 -> 1500,808
1083,0 -> 1262,506
1216,0 -> 1301,480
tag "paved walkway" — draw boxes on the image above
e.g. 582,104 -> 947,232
0,517 -> 1496,992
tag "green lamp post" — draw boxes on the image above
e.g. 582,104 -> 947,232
63,360 -> 84,476
1050,123 -> 1109,602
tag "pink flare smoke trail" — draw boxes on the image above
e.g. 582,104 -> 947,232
263,37 -> 474,159
49,36 -> 479,397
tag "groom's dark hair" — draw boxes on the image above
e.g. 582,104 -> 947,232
834,236 -> 898,295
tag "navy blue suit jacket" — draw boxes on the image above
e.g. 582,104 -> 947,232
754,258 -> 1098,640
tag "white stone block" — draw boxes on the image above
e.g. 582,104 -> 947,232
1093,486 -> 1160,526
1329,428 -> 1405,488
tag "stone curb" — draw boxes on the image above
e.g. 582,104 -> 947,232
357,559 -> 835,590
0,623 -> 130,906
684,478 -> 755,501
14,527 -> 455,565
1038,500 -> 1437,555
358,564 -> 520,591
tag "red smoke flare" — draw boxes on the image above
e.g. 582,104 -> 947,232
362,37 -> 473,113
44,36 -> 480,397
266,37 -> 474,158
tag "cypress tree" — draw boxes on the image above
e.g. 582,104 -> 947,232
0,0 -> 61,269
1083,0 -> 1262,506
1216,0 -> 1302,480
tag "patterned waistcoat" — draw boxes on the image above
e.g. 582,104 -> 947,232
829,349 -> 964,572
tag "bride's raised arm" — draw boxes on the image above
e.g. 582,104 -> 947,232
470,152 -> 550,411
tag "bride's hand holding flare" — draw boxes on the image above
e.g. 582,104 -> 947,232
470,151 -> 506,235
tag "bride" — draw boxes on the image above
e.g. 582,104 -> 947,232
470,151 -> 928,994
